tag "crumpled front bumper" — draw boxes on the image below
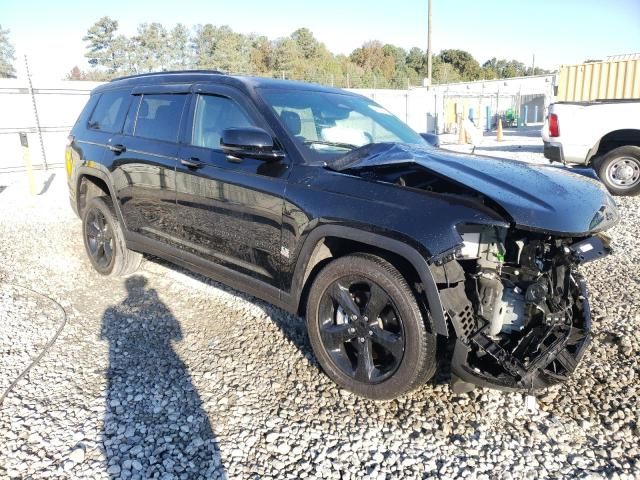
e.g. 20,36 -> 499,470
450,274 -> 592,393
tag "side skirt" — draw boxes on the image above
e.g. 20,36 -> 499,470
125,232 -> 294,314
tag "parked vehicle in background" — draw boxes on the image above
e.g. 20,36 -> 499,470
542,100 -> 640,195
67,71 -> 619,400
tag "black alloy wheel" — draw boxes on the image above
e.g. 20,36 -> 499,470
306,253 -> 437,400
82,196 -> 142,276
85,207 -> 115,270
318,276 -> 405,384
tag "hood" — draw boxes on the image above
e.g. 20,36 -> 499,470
328,143 -> 619,236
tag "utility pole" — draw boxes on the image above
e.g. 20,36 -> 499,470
427,0 -> 433,85
531,54 -> 535,75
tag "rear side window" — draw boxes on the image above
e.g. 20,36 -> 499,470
88,90 -> 131,133
192,95 -> 256,150
74,94 -> 100,131
134,94 -> 187,142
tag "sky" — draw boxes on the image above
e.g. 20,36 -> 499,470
2,0 -> 639,81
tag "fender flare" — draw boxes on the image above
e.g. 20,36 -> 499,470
290,225 -> 448,336
74,165 -> 127,228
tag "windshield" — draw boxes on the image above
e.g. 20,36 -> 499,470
260,89 -> 428,163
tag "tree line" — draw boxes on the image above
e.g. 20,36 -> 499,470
71,17 -> 550,87
0,18 -> 551,86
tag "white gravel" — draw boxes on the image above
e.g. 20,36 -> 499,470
0,137 -> 639,480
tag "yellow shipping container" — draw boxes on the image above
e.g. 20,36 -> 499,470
556,58 -> 640,101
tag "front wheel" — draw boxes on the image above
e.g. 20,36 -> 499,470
597,146 -> 640,196
306,253 -> 437,400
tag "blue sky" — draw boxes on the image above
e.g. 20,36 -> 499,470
2,0 -> 639,80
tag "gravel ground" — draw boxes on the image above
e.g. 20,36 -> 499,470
0,135 -> 639,480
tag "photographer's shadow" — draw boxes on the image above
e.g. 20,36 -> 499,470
100,276 -> 225,479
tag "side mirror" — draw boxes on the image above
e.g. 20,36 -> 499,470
220,127 -> 285,161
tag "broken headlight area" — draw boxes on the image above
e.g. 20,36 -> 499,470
432,225 -> 612,392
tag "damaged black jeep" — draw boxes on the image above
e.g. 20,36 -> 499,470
68,72 -> 619,400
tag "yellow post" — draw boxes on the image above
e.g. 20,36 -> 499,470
457,115 -> 465,145
496,118 -> 504,142
20,132 -> 37,195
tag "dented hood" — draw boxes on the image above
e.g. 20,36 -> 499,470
329,143 -> 619,235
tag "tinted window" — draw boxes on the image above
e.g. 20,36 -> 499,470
192,95 -> 256,150
88,90 -> 131,133
134,94 -> 187,142
74,94 -> 100,131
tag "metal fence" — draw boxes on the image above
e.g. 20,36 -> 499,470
0,79 -> 103,172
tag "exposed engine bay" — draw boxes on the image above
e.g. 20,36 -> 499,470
330,142 -> 618,392
432,225 -> 611,392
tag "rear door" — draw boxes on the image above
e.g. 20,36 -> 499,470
174,84 -> 290,288
75,88 -> 132,177
108,85 -> 190,247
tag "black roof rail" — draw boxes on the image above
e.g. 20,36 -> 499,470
110,70 -> 226,82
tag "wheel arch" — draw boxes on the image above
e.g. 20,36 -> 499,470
587,129 -> 640,165
291,225 -> 448,336
75,167 -> 126,226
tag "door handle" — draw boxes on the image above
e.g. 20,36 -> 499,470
108,144 -> 126,154
180,157 -> 204,168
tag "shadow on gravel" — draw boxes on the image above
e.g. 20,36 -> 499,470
101,276 -> 226,479
38,173 -> 55,196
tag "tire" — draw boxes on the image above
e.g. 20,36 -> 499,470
82,196 -> 142,276
306,253 -> 437,400
596,146 -> 640,196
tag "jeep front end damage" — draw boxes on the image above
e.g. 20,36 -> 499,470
432,225 -> 612,393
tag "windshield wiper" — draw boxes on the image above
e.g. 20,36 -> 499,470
303,140 -> 359,150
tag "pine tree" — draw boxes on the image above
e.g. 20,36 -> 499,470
0,24 -> 16,78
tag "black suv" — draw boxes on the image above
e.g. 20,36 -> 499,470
67,71 -> 619,400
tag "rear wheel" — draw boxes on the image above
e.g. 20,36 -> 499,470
82,196 -> 142,276
597,146 -> 640,196
306,253 -> 437,400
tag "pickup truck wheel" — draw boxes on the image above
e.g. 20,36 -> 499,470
597,146 -> 640,196
306,253 -> 436,400
82,196 -> 142,276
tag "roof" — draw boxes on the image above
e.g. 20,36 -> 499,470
97,70 -> 351,96
605,53 -> 640,61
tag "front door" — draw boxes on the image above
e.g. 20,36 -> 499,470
174,86 -> 289,288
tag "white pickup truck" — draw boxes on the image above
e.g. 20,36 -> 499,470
541,100 -> 640,195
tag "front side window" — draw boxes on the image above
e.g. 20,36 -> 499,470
191,95 -> 256,150
260,89 -> 427,163
134,94 -> 187,142
88,90 -> 131,133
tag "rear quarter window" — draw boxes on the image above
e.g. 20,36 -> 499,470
88,90 -> 131,133
73,94 -> 100,132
